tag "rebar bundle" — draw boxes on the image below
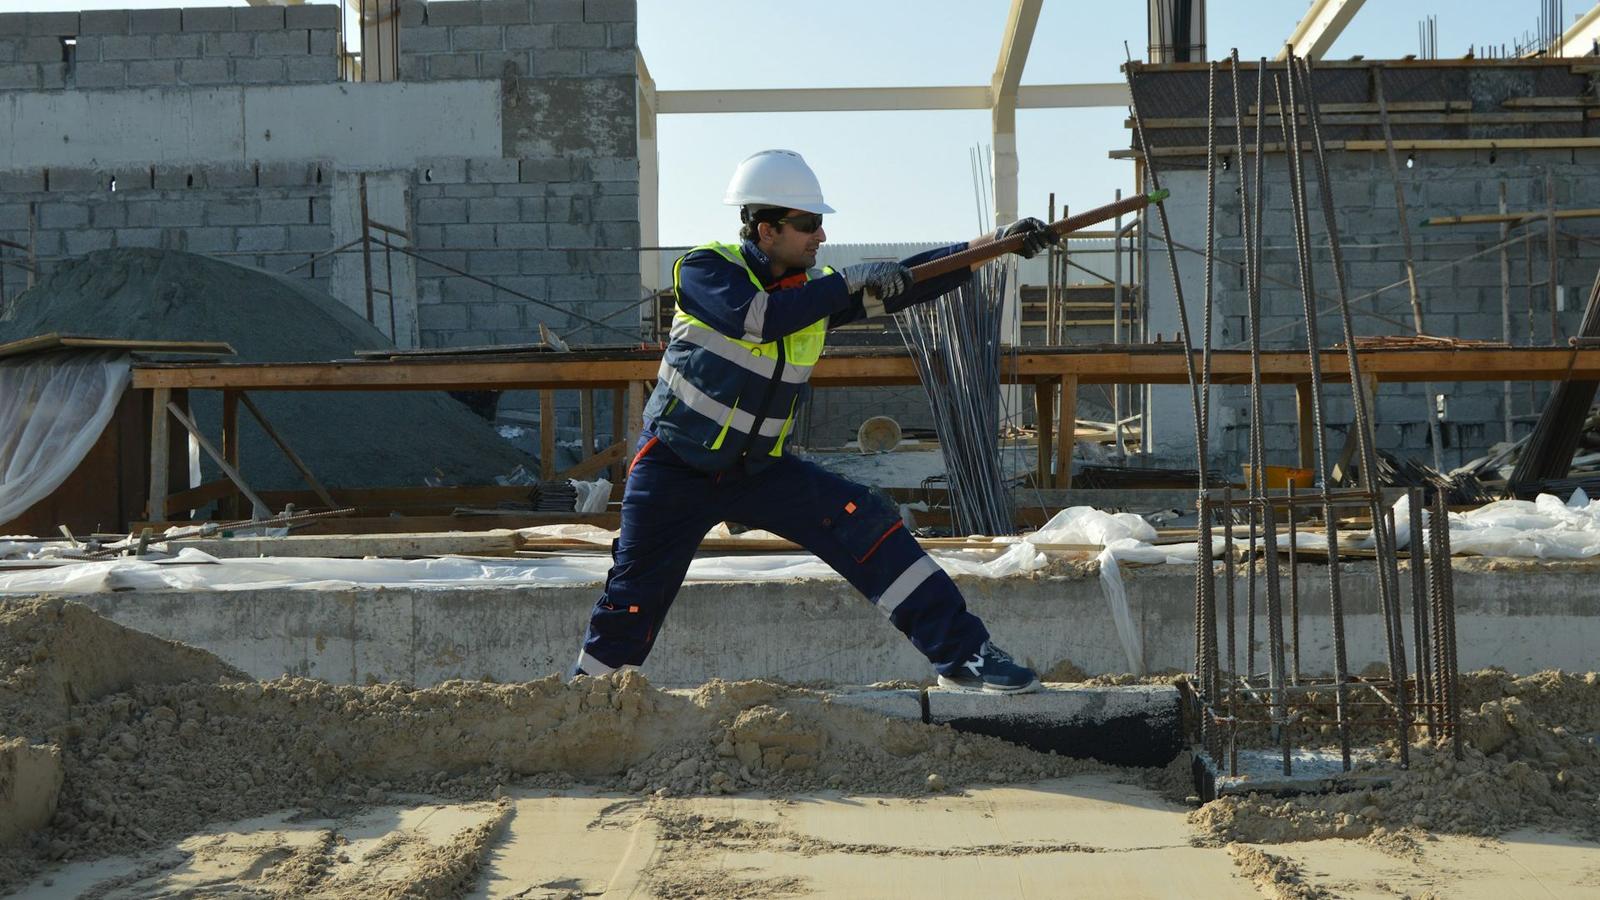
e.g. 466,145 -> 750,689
898,263 -> 1015,536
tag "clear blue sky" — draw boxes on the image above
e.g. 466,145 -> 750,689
20,0 -> 1546,244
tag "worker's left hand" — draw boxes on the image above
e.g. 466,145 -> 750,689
996,217 -> 1059,259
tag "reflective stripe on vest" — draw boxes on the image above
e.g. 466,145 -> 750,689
657,360 -> 788,439
668,318 -> 813,384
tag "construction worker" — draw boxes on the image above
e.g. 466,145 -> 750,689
574,149 -> 1057,692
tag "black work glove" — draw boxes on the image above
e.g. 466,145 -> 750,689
995,217 -> 1059,259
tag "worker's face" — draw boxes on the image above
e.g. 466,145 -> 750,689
761,209 -> 826,270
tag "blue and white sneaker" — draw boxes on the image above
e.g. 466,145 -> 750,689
937,641 -> 1041,694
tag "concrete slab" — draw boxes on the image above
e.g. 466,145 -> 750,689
817,687 -> 924,721
926,684 -> 1183,768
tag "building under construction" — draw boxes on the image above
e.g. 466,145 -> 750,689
1,1 -> 1599,896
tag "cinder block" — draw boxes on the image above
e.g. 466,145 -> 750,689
441,274 -> 492,302
257,197 -> 308,223
234,7 -> 287,31
481,0 -> 533,25
529,47 -> 580,75
417,157 -> 468,184
151,32 -> 203,59
548,223 -> 595,248
64,229 -> 115,256
598,273 -> 637,297
203,32 -> 252,57
468,196 -> 519,222
449,24 -> 504,51
98,34 -> 151,61
444,222 -> 495,247
19,36 -> 62,64
285,224 -> 326,251
126,59 -> 178,86
39,62 -> 68,90
399,0 -> 428,28
532,0 -> 585,24
286,6 -> 342,30
554,22 -> 605,48
607,22 -> 635,48
467,248 -> 520,274
87,202 -> 124,228
234,57 -> 286,84
285,54 -> 338,82
593,194 -> 636,222
468,158 -> 520,183
427,53 -> 480,79
517,196 -> 547,221
469,302 -> 522,330
255,29 -> 309,56
426,1 -> 483,26
236,225 -> 286,252
0,39 -> 16,66
417,197 -> 466,223
588,249 -> 634,274
399,24 -> 451,53
479,51 -> 524,76
76,10 -> 127,35
178,57 -> 229,85
179,8 -> 232,33
0,169 -> 45,194
418,303 -> 468,330
257,161 -> 314,187
206,199 -> 257,226
181,227 -> 234,253
26,12 -> 79,35
202,162 -> 259,189
497,223 -> 546,246
45,167 -> 100,192
584,0 -> 633,23
442,183 -> 495,198
154,200 -> 204,227
925,684 -> 1182,768
113,228 -> 160,248
72,59 -> 124,88
518,157 -> 574,182
127,8 -> 181,34
519,249 -> 569,274
38,202 -> 89,229
504,24 -> 554,49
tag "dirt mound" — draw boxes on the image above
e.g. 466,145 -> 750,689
0,248 -> 531,490
1189,669 -> 1600,847
0,600 -> 1109,892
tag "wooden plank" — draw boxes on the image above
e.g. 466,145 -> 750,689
1422,207 -> 1600,227
579,389 -> 595,458
165,530 -> 523,559
1345,137 -> 1600,151
166,401 -> 270,517
1503,96 -> 1598,108
539,390 -> 556,480
1034,378 -> 1056,486
1295,381 -> 1316,471
624,381 -> 644,459
558,440 -> 627,483
237,392 -> 338,510
1130,111 -> 1581,128
610,386 -> 627,483
1057,375 -> 1077,489
1245,100 -> 1471,115
0,334 -> 234,361
220,390 -> 240,519
147,387 -> 171,522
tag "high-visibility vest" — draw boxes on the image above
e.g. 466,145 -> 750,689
645,242 -> 829,472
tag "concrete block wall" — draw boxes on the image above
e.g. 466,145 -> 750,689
397,0 -> 632,81
0,162 -> 334,297
410,154 -> 639,348
0,6 -> 341,91
1155,146 -> 1600,473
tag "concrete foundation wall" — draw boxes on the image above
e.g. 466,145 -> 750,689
58,560 -> 1600,686
1149,146 -> 1600,474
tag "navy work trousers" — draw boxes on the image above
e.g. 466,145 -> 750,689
576,431 -> 990,676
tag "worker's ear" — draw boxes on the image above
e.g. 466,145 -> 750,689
755,220 -> 776,245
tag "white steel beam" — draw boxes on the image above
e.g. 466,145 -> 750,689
637,51 -> 662,307
1275,0 -> 1367,61
654,83 -> 1127,114
1556,3 -> 1600,57
990,0 -> 1043,228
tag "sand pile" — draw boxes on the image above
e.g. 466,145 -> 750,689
0,598 -> 1108,893
1190,669 -> 1600,848
0,248 -> 531,490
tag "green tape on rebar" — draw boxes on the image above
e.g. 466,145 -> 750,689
1147,188 -> 1171,203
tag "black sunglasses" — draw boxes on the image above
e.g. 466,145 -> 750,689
777,212 -> 824,233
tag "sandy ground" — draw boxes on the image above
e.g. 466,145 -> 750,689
12,780 -> 1599,899
5,597 -> 1600,898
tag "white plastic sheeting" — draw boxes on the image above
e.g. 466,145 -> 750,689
0,351 -> 131,528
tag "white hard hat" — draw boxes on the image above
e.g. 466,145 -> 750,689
722,149 -> 835,214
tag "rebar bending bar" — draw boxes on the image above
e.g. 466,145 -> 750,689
1279,59 -> 1353,770
1232,50 -> 1291,774
1434,491 -> 1463,759
1125,53 -> 1217,737
1372,65 -> 1447,473
1299,54 -> 1411,764
1408,488 -> 1435,736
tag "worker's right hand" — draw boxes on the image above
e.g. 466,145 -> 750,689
839,262 -> 912,301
